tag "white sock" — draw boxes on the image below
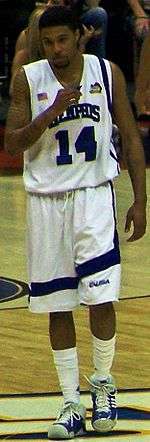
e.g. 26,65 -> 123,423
92,334 -> 116,381
52,347 -> 80,404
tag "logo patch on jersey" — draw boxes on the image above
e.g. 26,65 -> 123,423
37,92 -> 48,101
89,279 -> 110,288
89,82 -> 102,94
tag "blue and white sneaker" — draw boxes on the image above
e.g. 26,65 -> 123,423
48,402 -> 86,439
89,374 -> 117,433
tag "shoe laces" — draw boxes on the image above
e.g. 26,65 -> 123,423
56,403 -> 81,426
85,376 -> 116,412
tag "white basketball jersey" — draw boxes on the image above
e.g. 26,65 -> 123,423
23,55 -> 120,194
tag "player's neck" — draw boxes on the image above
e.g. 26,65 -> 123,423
52,53 -> 83,88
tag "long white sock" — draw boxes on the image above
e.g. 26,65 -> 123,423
92,334 -> 116,381
52,347 -> 80,404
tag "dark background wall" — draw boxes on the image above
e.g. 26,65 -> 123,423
0,0 -> 36,77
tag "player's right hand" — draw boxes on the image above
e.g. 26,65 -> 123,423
51,87 -> 82,116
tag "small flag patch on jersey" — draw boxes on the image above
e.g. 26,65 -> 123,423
89,82 -> 102,94
37,92 -> 48,101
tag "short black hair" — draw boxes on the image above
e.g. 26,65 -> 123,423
39,5 -> 80,32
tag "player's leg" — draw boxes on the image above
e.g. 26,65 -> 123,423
75,183 -> 120,433
48,310 -> 86,439
88,301 -> 117,432
27,193 -> 86,439
89,301 -> 116,382
49,310 -> 79,404
28,193 -> 86,439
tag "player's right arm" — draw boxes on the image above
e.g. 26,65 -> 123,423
5,68 -> 55,155
5,68 -> 81,155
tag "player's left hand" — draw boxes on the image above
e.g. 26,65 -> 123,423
125,202 -> 146,242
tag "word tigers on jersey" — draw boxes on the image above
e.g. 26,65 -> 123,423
49,103 -> 101,128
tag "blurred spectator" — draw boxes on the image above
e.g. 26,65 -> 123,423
134,27 -> 150,164
8,0 -> 36,38
1,1 -> 36,80
9,5 -> 46,95
74,0 -> 108,58
101,0 -> 150,81
127,1 -> 150,77
127,0 -> 149,39
135,29 -> 150,115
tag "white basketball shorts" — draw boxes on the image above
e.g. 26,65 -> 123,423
27,182 -> 121,313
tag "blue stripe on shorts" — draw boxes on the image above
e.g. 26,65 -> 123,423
29,232 -> 120,297
29,277 -> 79,297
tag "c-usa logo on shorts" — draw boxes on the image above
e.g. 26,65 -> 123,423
89,279 -> 110,288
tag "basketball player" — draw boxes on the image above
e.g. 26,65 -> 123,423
5,6 -> 146,439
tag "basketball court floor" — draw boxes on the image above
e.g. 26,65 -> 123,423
0,168 -> 150,441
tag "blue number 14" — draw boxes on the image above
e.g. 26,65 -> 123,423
56,126 -> 97,165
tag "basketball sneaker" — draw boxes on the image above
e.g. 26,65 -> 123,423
48,402 -> 86,439
89,374 -> 117,433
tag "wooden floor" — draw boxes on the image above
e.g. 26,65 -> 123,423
0,169 -> 150,394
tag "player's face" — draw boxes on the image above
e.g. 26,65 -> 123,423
40,26 -> 80,69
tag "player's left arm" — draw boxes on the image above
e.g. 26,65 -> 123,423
111,62 -> 147,241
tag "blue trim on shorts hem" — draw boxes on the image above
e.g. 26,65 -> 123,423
29,277 -> 79,297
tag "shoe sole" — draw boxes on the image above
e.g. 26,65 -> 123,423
92,417 -> 117,433
48,425 -> 86,439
